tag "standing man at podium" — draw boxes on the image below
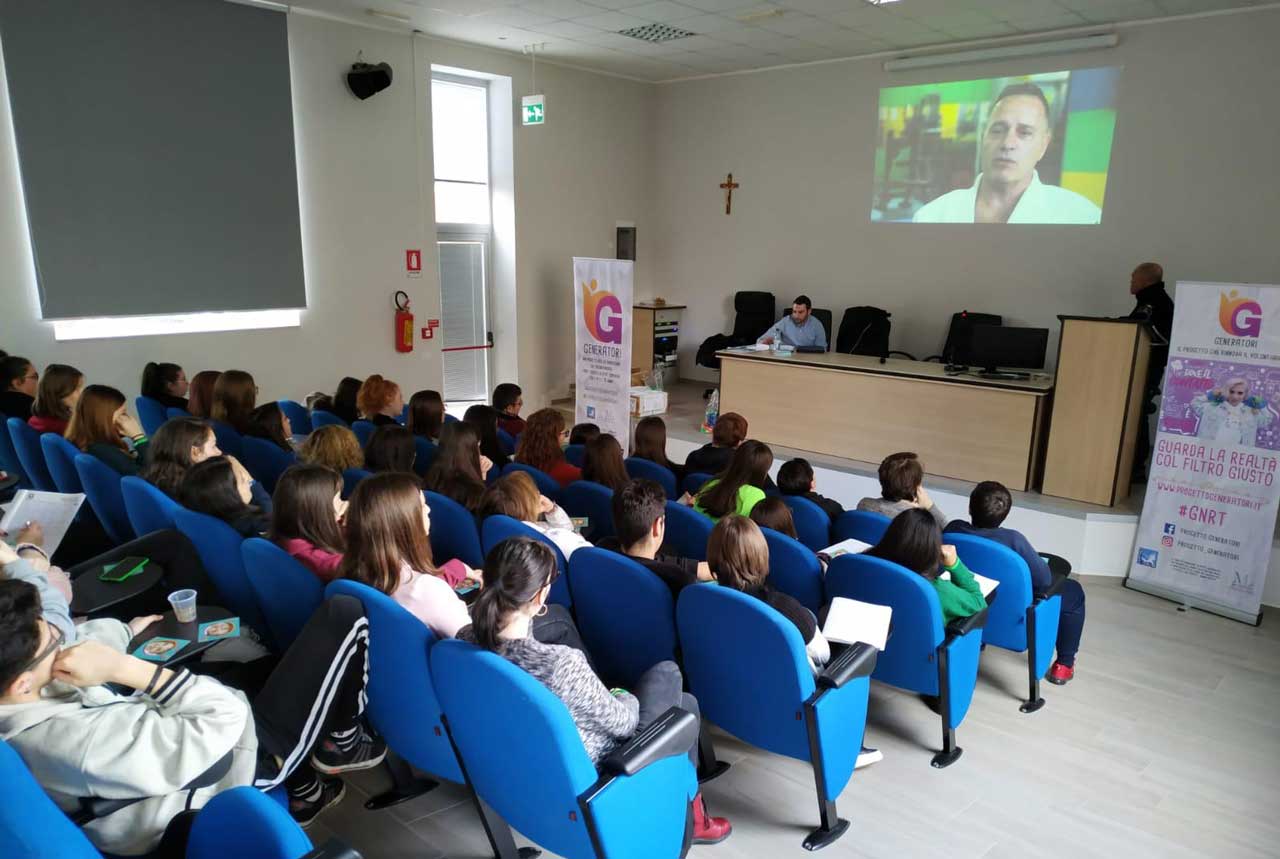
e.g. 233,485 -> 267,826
1125,262 -> 1175,480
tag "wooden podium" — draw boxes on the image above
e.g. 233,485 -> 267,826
1042,316 -> 1152,506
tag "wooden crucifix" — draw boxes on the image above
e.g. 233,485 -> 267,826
719,173 -> 740,215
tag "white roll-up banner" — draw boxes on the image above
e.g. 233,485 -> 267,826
573,258 -> 633,446
1127,282 -> 1280,623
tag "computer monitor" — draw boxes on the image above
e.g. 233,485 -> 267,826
967,325 -> 1048,374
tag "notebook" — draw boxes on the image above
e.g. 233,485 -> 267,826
939,569 -> 1000,598
821,597 -> 892,651
817,537 -> 873,564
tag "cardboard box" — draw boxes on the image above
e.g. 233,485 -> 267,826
629,386 -> 667,416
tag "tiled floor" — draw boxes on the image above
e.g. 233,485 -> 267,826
304,576 -> 1279,858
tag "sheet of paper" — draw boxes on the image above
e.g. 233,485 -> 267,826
822,596 -> 892,650
818,537 -> 873,561
939,569 -> 1000,598
0,490 -> 85,556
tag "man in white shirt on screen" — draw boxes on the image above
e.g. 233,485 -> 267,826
757,295 -> 827,349
912,83 -> 1102,225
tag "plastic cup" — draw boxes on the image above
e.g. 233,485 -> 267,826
167,589 -> 197,623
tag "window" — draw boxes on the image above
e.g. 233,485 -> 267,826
432,73 -> 494,401
432,77 -> 490,226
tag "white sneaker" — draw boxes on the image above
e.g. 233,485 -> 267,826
855,746 -> 883,769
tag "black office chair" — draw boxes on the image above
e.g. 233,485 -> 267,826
696,291 -> 777,394
926,311 -> 1003,364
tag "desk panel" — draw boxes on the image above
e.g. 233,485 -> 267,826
719,354 -> 1050,489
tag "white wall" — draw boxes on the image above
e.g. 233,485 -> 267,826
649,9 -> 1280,380
0,9 -> 654,410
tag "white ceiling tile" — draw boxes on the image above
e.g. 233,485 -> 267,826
519,0 -> 603,19
482,7 -> 560,27
573,9 -> 655,29
678,0 -> 763,10
726,24 -> 801,46
573,29 -> 655,47
1006,13 -> 1088,31
755,11 -> 833,35
801,27 -> 890,52
620,1 -> 706,22
650,33 -> 738,50
820,6 -> 900,29
777,0 -> 873,12
934,19 -> 1018,38
527,19 -> 602,38
670,12 -> 744,31
776,40 -> 845,61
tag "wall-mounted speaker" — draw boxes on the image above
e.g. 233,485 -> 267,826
346,62 -> 392,100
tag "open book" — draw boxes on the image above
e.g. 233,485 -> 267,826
939,568 -> 1000,599
817,537 -> 873,565
822,597 -> 892,651
1,490 -> 86,556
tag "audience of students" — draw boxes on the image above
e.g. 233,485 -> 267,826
423,422 -> 491,513
945,481 -> 1087,684
707,515 -> 829,669
683,411 -> 748,477
632,415 -> 683,481
597,479 -> 712,597
141,417 -> 221,498
582,433 -> 628,492
363,425 -> 416,474
463,404 -> 511,470
179,455 -> 270,537
339,473 -> 474,638
185,370 -> 220,418
777,458 -> 845,522
479,470 -> 590,559
515,408 -> 582,488
457,537 -> 733,845
28,363 -> 83,435
867,508 -> 985,624
748,496 -> 798,540
857,451 -> 948,530
569,422 -> 600,446
693,440 -> 773,521
330,376 -> 362,424
271,463 -> 347,583
140,362 -> 189,411
67,385 -> 149,476
492,382 -> 525,437
406,389 -> 445,442
356,375 -> 403,426
0,355 -> 37,420
210,370 -> 257,434
298,425 -> 365,473
246,402 -> 294,452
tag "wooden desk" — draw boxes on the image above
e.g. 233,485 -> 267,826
717,349 -> 1054,489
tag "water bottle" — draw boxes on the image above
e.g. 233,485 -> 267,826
704,389 -> 719,431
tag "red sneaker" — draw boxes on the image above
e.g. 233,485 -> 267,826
692,793 -> 732,845
1046,661 -> 1074,685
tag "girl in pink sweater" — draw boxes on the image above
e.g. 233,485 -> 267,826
271,463 -> 349,582
339,472 -> 477,639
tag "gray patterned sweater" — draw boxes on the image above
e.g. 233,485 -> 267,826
457,627 -> 639,763
855,496 -> 948,531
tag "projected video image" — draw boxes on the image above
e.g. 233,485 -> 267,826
871,66 -> 1121,224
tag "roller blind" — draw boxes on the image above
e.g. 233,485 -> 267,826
0,0 -> 305,319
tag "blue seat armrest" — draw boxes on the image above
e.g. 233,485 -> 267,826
599,706 -> 698,777
71,749 -> 235,825
301,839 -> 363,859
816,641 -> 878,690
945,606 -> 989,640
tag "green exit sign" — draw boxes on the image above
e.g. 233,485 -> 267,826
522,94 -> 545,126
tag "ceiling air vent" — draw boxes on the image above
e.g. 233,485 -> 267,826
618,23 -> 697,44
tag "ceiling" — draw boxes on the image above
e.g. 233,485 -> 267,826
292,0 -> 1274,82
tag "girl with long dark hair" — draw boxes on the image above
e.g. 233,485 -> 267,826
693,440 -> 772,521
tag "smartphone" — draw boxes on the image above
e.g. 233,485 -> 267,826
570,516 -> 589,533
453,583 -> 479,596
99,556 -> 149,582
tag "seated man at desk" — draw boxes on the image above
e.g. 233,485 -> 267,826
757,295 -> 827,350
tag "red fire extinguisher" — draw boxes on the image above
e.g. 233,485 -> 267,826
394,291 -> 413,353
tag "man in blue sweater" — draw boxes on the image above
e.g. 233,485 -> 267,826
945,481 -> 1086,684
757,295 -> 827,350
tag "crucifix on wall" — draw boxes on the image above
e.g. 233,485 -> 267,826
719,173 -> 739,215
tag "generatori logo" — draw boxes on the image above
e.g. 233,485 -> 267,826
1219,290 -> 1263,338
1136,547 -> 1160,568
582,279 -> 623,344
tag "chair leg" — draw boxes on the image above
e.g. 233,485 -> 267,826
930,649 -> 963,769
696,720 -> 730,784
1020,607 -> 1046,714
363,753 -> 439,810
471,792 -> 541,859
801,699 -> 849,850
